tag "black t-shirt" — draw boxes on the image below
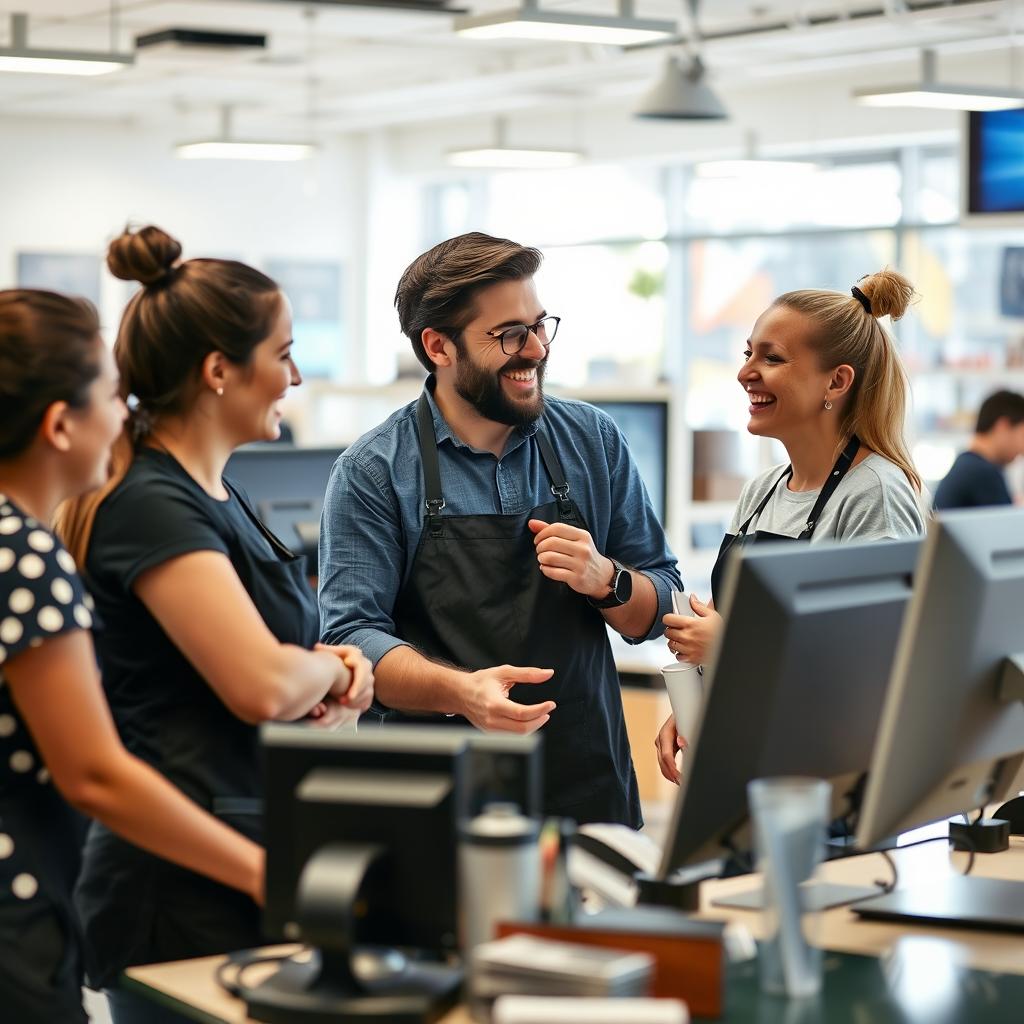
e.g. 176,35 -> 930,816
86,446 -> 317,804
0,496 -> 93,802
933,451 -> 1012,511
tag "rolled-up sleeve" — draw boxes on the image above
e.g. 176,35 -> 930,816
598,414 -> 682,644
318,452 -> 410,667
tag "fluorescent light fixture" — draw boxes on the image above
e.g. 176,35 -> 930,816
174,107 -> 316,162
175,141 -> 316,162
854,50 -> 1024,112
448,146 -> 581,169
455,0 -> 677,46
635,55 -> 727,120
0,13 -> 132,76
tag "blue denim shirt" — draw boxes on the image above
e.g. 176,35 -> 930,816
318,381 -> 682,666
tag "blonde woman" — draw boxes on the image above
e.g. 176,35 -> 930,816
657,270 -> 925,783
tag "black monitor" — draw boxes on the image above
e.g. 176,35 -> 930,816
656,538 -> 920,882
249,725 -> 541,1022
589,399 -> 668,524
224,444 -> 343,570
856,509 -> 1024,849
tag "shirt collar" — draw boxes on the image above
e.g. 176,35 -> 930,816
422,375 -> 540,453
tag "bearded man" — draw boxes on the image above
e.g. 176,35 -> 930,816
318,232 -> 680,826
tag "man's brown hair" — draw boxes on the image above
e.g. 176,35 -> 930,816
394,232 -> 542,371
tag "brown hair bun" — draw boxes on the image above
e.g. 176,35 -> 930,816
855,268 -> 916,322
107,225 -> 182,287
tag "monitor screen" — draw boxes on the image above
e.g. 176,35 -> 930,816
224,445 -> 344,563
589,400 -> 668,524
658,537 -> 920,878
856,508 -> 1024,848
966,109 -> 1024,216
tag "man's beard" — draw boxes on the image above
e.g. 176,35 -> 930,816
454,348 -> 547,428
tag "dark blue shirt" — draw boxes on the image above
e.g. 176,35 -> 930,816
933,450 -> 1012,511
318,382 -> 681,665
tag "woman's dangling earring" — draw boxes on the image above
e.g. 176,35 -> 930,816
824,398 -> 833,410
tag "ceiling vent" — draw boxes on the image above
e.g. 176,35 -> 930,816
135,28 -> 267,56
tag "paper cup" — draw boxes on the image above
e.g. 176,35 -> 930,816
661,661 -> 705,751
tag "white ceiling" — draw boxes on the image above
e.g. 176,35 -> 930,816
0,1 -> 1020,137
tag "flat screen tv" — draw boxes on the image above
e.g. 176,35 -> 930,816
963,109 -> 1024,223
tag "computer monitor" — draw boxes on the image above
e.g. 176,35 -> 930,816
224,444 -> 344,569
855,508 -> 1024,849
250,725 -> 541,1022
657,537 -> 920,881
589,400 -> 668,524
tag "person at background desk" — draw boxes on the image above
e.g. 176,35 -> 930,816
57,226 -> 373,1023
319,232 -> 680,827
933,389 -> 1024,510
656,269 -> 926,784
0,288 -> 266,1023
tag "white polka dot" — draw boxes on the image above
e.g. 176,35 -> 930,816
0,714 -> 15,737
56,550 -> 76,574
17,554 -> 45,580
26,530 -> 54,553
50,579 -> 73,605
0,618 -> 22,645
36,767 -> 50,785
0,493 -> 7,504
83,593 -> 95,612
0,505 -> 10,515
10,750 -> 33,773
73,605 -> 93,629
9,588 -> 33,614
0,517 -> 22,535
0,834 -> 12,859
37,606 -> 63,633
12,873 -> 37,900
0,549 -> 14,573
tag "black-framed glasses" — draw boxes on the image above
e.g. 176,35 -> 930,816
486,315 -> 561,355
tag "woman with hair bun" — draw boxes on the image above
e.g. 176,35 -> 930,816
57,225 -> 373,1021
655,269 -> 926,784
0,289 -> 265,1023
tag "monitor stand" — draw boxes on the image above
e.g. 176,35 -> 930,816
245,842 -> 462,1024
853,876 -> 1024,933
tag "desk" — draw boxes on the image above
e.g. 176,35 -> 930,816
125,839 -> 1024,1023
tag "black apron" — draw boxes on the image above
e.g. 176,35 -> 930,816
76,476 -> 319,989
710,436 -> 861,606
380,394 -> 641,828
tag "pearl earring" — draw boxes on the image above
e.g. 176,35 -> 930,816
824,399 -> 833,410
215,387 -> 224,397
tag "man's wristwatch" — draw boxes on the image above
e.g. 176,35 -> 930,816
587,558 -> 633,609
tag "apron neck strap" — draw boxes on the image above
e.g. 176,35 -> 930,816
535,427 -> 574,520
798,434 -> 861,539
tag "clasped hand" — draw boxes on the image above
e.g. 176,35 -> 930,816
527,518 -> 613,599
305,644 -> 375,730
663,593 -> 720,665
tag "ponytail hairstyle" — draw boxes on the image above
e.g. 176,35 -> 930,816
773,268 -> 921,493
0,289 -> 102,464
55,225 -> 281,565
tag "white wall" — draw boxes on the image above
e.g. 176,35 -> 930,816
0,116 -> 367,380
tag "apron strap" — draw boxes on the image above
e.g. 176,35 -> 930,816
223,478 -> 299,561
798,434 -> 861,539
736,467 -> 791,539
415,393 -> 446,537
535,427 -> 576,522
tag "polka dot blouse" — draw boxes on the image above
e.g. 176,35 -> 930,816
0,494 -> 94,801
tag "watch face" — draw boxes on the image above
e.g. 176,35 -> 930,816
614,565 -> 633,604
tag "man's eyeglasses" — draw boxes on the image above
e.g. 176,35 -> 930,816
485,315 -> 561,356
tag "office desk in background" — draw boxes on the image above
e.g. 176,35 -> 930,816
125,839 -> 1024,1024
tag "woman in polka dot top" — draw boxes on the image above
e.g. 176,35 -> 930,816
0,289 -> 266,1024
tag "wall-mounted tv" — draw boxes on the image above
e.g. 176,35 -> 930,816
963,109 -> 1024,223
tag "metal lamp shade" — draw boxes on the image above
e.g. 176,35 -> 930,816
635,55 -> 728,120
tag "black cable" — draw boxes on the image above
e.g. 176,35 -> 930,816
214,947 -> 303,999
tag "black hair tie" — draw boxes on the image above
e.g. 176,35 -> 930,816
851,285 -> 872,315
